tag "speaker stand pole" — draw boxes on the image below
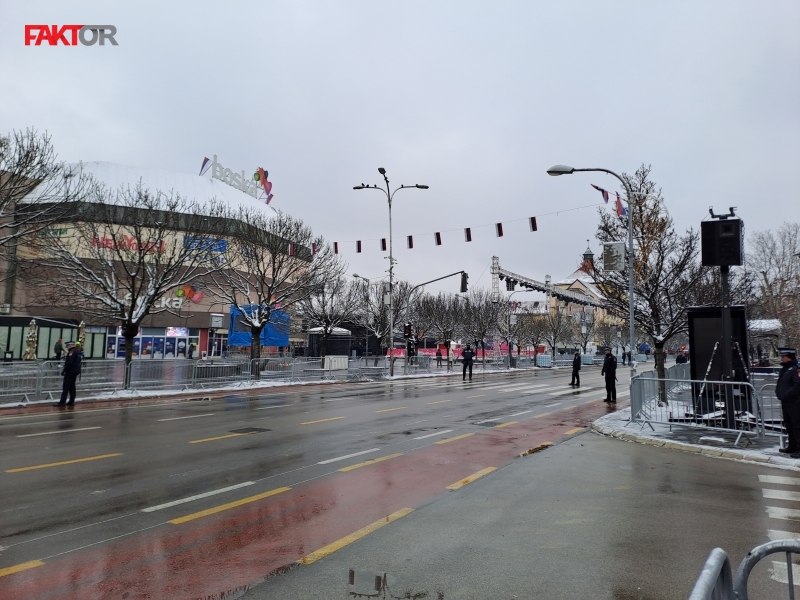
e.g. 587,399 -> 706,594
721,265 -> 735,429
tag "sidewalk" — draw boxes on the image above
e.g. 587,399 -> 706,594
592,405 -> 800,472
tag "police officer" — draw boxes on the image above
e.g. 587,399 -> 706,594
54,341 -> 82,407
601,347 -> 617,403
570,350 -> 581,387
776,348 -> 800,456
462,344 -> 475,382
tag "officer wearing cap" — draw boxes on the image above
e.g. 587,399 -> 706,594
54,341 -> 82,407
776,348 -> 800,456
601,347 -> 617,403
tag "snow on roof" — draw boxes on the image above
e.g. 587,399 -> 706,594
749,319 -> 782,333
307,326 -> 351,336
555,270 -> 604,300
29,161 -> 274,216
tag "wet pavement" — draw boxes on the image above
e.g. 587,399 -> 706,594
0,367 -> 716,599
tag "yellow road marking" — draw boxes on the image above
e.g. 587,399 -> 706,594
189,432 -> 254,444
447,467 -> 497,490
375,407 -> 406,413
564,427 -> 585,435
435,433 -> 474,445
494,421 -> 518,428
297,508 -> 414,564
338,453 -> 404,472
6,453 -> 122,473
301,416 -> 346,425
170,487 -> 291,524
427,399 -> 451,405
533,412 -> 552,419
520,442 -> 553,457
0,560 -> 45,578
467,394 -> 484,398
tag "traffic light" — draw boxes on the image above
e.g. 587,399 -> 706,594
404,322 -> 412,338
460,272 -> 469,293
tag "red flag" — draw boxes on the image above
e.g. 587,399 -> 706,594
333,242 -> 339,254
495,223 -> 504,237
407,235 -> 414,249
380,238 -> 387,251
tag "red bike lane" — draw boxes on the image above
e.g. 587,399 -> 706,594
1,400 -> 621,599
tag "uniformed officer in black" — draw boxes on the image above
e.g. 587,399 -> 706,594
461,344 -> 476,382
601,347 -> 617,403
570,351 -> 581,387
776,348 -> 800,457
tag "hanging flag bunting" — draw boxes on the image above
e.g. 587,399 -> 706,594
312,242 -> 318,255
616,192 -> 628,217
464,228 -> 472,242
407,235 -> 414,249
529,217 -> 538,232
380,238 -> 387,251
591,184 -> 610,203
334,242 -> 339,254
199,157 -> 212,176
356,240 -> 362,253
434,232 -> 442,246
288,243 -> 295,256
568,304 -> 572,314
495,223 -> 504,237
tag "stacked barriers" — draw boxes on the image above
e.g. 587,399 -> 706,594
629,363 -> 766,445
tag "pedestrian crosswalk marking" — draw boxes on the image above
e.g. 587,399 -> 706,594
760,475 -> 800,486
766,506 -> 800,521
768,529 -> 800,540
769,560 -> 800,587
763,489 -> 800,502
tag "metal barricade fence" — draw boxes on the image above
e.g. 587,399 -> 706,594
758,382 -> 784,436
128,359 -> 197,392
39,360 -> 126,399
0,361 -> 49,402
191,359 -> 251,389
536,354 -> 552,367
630,375 -> 763,441
249,357 -> 294,382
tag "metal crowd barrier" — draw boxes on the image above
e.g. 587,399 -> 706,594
128,359 -> 196,392
630,373 -> 762,443
689,539 -> 800,600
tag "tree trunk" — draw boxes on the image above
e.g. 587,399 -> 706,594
122,323 -> 138,389
481,339 -> 486,371
251,326 -> 263,379
321,330 -> 330,369
655,341 -> 667,405
445,338 -> 452,371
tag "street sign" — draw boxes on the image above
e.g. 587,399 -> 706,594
603,242 -> 626,272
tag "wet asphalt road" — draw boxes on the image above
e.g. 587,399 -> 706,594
0,366 -> 707,599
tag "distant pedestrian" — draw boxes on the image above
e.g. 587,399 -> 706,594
621,349 -> 626,366
776,349 -> 800,457
54,341 -> 81,407
601,347 -> 617,403
188,343 -> 195,359
675,352 -> 688,364
462,344 -> 475,382
53,338 -> 63,361
435,348 -> 442,368
570,351 -> 581,387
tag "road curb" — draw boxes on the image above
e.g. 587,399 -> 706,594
590,422 -> 800,473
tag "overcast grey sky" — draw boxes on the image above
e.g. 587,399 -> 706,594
2,1 -> 798,295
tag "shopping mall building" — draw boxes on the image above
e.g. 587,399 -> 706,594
1,159 -> 300,360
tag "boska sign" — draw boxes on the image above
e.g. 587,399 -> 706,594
25,25 -> 118,46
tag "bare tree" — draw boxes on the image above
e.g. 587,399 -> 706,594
573,308 -> 596,354
496,300 -> 528,366
416,292 -> 464,370
542,304 -> 572,359
206,209 -> 341,362
299,276 -> 358,367
25,183 -> 227,379
593,164 -> 706,388
354,279 -> 415,367
518,307 -> 548,366
462,288 -> 501,369
0,129 -> 94,292
595,315 -> 621,353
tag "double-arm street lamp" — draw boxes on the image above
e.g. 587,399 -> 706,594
354,169 -> 429,376
546,164 -> 636,379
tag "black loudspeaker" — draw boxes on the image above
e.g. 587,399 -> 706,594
701,219 -> 744,266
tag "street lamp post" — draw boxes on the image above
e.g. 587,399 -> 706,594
547,164 -> 636,380
354,170 -> 428,377
352,274 -> 371,363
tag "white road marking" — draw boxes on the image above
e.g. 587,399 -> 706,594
141,481 -> 256,512
769,560 -> 800,586
317,448 -> 380,465
763,489 -> 800,502
324,397 -> 353,402
413,429 -> 453,440
521,386 -> 562,395
544,402 -> 562,408
760,475 -> 800,486
157,413 -> 215,422
768,529 -> 800,540
17,426 -> 101,438
766,506 -> 800,521
508,410 -> 533,417
255,404 -> 289,410
475,418 -> 500,424
548,387 -> 594,397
